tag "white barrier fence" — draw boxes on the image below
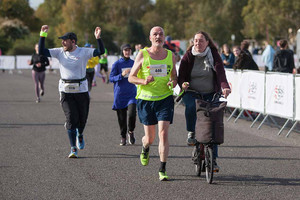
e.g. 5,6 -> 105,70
1,54 -> 299,70
0,55 -> 121,70
226,69 -> 299,137
0,56 -> 15,69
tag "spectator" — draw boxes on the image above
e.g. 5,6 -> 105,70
241,40 -> 252,58
273,39 -> 295,73
232,46 -> 259,70
262,41 -> 275,72
220,44 -> 235,69
133,44 -> 142,60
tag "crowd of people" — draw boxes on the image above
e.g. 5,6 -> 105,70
33,23 -> 297,182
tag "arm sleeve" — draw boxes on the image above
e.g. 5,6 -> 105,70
93,38 -> 105,57
38,37 -> 51,57
43,56 -> 50,67
109,61 -> 123,83
177,53 -> 189,89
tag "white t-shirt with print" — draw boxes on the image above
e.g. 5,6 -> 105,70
49,47 -> 94,93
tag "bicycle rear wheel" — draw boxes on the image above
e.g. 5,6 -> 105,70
205,146 -> 214,184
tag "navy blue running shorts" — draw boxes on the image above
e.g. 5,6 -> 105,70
137,95 -> 174,125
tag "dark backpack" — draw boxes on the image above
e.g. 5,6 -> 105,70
273,53 -> 287,72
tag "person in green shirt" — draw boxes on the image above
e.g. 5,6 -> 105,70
128,26 -> 177,181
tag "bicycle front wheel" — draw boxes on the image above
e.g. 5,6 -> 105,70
205,146 -> 214,184
195,158 -> 203,177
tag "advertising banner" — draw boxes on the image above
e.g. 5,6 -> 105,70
295,76 -> 300,120
225,69 -> 241,108
0,56 -> 15,69
240,71 -> 265,113
265,73 -> 293,118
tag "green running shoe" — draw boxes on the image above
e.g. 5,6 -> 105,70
140,149 -> 149,166
159,171 -> 169,181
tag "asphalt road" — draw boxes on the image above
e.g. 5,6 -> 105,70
1,70 -> 300,200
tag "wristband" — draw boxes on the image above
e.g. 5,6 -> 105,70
40,31 -> 48,37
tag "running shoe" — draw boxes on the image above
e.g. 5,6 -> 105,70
159,171 -> 169,181
40,90 -> 44,96
187,132 -> 197,146
140,148 -> 149,166
92,82 -> 97,87
76,131 -> 85,150
120,137 -> 126,146
68,147 -> 78,158
213,160 -> 220,172
36,97 -> 40,103
102,77 -> 105,83
127,131 -> 135,145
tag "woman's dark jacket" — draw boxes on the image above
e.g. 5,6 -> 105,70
178,47 -> 230,93
233,50 -> 259,71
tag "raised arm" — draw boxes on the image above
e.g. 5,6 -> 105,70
39,25 -> 51,57
93,27 -> 105,57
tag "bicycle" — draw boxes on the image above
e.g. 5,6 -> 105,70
191,92 -> 227,184
192,141 -> 214,183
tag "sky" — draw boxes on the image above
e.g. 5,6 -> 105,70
29,0 -> 45,10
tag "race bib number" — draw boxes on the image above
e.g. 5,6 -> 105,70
64,83 -> 80,93
149,64 -> 167,77
122,68 -> 131,78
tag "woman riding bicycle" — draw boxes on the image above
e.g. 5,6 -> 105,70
178,30 -> 231,172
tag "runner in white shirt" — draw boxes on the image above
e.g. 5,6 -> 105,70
39,25 -> 105,158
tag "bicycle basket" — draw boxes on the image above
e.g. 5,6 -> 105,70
195,99 -> 227,144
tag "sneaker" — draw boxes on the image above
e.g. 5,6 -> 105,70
68,147 -> 78,158
127,131 -> 135,145
36,97 -> 40,103
159,171 -> 169,181
76,131 -> 85,150
102,77 -> 105,83
140,148 -> 149,166
106,79 -> 109,84
120,137 -> 126,146
92,82 -> 97,87
213,160 -> 220,172
187,132 -> 197,146
40,90 -> 44,96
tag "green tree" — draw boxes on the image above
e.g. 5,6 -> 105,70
242,0 -> 300,43
0,0 -> 40,31
141,0 -> 194,41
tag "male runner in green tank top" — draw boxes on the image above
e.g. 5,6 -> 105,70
129,26 -> 177,181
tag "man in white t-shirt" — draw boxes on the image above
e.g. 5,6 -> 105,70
39,25 -> 105,158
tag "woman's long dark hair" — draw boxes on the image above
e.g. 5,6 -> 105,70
187,31 -> 217,51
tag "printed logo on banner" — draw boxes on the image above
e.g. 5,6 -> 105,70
247,81 -> 257,99
274,85 -> 284,105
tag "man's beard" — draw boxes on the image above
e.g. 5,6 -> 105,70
63,46 -> 73,52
